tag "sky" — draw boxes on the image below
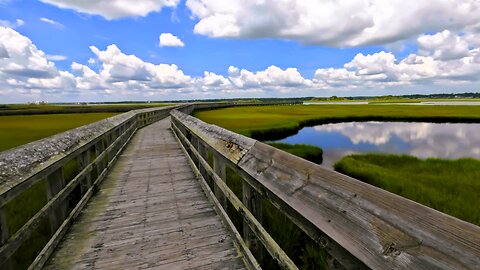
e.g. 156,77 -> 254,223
0,0 -> 480,103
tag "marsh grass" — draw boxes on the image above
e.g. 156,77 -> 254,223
266,142 -> 323,164
0,112 -> 118,152
334,154 -> 480,226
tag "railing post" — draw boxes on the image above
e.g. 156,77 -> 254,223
198,142 -> 209,182
76,151 -> 91,195
46,168 -> 67,233
243,182 -> 264,263
0,208 -> 9,246
213,154 -> 227,209
95,140 -> 105,177
0,209 -> 12,270
104,134 -> 112,162
190,136 -> 200,167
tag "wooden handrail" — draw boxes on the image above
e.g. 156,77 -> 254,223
170,109 -> 480,270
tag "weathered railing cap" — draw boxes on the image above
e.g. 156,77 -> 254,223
171,110 -> 256,164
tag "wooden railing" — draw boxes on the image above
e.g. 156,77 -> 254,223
0,105 -> 179,270
170,108 -> 480,270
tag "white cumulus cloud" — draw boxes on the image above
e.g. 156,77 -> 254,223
159,33 -> 185,47
40,0 -> 180,19
80,44 -> 192,92
0,27 -> 75,100
228,65 -> 310,89
186,0 -> 480,47
418,30 -> 471,60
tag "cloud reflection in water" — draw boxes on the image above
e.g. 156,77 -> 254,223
279,121 -> 480,167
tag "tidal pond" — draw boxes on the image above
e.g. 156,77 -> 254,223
278,121 -> 480,167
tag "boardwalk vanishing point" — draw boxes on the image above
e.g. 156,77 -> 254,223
43,117 -> 246,269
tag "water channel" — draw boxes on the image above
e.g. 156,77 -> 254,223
277,121 -> 480,168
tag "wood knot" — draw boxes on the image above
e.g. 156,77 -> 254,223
382,242 -> 401,257
317,235 -> 329,248
225,141 -> 239,151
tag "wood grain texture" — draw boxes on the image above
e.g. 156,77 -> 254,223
43,117 -> 246,270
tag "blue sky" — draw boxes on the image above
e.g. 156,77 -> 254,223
0,0 -> 479,103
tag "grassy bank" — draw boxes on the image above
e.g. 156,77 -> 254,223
334,154 -> 480,226
193,104 -> 480,140
267,142 -> 323,164
0,113 -> 118,152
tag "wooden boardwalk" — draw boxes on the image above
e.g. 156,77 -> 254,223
43,117 -> 246,270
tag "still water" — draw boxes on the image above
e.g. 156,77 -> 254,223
278,122 -> 480,168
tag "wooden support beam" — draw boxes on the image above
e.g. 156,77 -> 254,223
46,168 -> 66,233
76,151 -> 92,195
198,141 -> 209,182
242,181 -> 264,264
0,208 -> 11,270
213,154 -> 227,210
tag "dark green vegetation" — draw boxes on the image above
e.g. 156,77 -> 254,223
334,154 -> 480,226
0,113 -> 118,152
194,104 -> 480,140
0,103 -> 169,116
267,142 -> 323,164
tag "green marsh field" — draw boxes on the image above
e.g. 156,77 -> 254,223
0,113 -> 119,152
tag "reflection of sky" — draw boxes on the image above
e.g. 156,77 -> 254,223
278,121 -> 480,167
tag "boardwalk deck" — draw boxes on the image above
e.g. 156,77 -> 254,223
43,117 -> 246,270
